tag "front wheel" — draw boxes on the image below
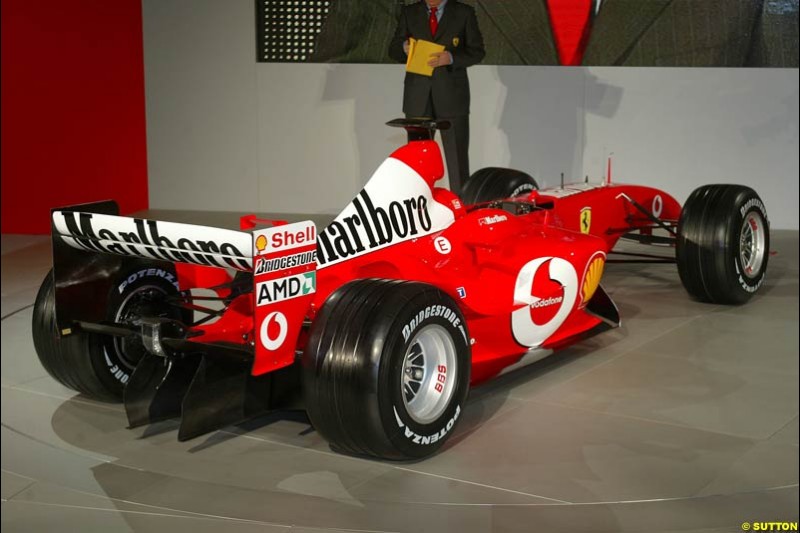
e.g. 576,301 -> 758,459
462,167 -> 539,204
302,279 -> 471,460
676,184 -> 769,304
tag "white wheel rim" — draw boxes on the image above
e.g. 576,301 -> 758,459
739,211 -> 766,279
401,324 -> 457,425
112,284 -> 168,370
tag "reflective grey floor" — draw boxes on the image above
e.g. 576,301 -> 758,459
2,220 -> 798,533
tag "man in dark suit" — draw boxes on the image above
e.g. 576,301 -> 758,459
386,1 -> 485,193
476,0 -> 798,67
310,1 -> 485,193
308,0 -> 796,67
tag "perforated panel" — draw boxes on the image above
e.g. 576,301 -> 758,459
256,0 -> 331,62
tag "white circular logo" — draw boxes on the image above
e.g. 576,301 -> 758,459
511,257 -> 578,347
652,195 -> 663,218
260,311 -> 288,350
434,236 -> 452,255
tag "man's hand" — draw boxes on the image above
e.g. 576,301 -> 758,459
403,39 -> 410,55
427,51 -> 453,67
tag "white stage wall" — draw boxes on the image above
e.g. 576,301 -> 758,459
143,0 -> 799,229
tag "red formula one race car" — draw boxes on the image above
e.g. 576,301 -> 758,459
33,119 -> 770,459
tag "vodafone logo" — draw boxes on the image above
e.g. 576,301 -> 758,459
527,259 -> 567,325
260,311 -> 288,351
530,296 -> 563,309
652,195 -> 663,218
512,257 -> 578,347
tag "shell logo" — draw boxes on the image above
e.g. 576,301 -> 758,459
255,234 -> 268,253
581,254 -> 605,305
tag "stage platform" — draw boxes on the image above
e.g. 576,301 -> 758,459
2,213 -> 797,532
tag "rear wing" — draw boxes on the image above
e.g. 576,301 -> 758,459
52,201 -> 253,271
51,200 -> 317,375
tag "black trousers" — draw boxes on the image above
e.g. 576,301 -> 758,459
406,97 -> 470,194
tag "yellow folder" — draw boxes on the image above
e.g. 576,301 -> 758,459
406,38 -> 446,77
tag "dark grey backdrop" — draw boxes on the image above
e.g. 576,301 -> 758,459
257,0 -> 799,67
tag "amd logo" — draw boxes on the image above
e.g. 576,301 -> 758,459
256,272 -> 316,306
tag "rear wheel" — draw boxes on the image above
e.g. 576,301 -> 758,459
302,279 -> 470,460
32,266 -> 185,401
676,185 -> 769,304
462,167 -> 539,204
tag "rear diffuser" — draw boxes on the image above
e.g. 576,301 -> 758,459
123,348 -> 301,441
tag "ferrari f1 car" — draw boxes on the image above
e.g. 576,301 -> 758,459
33,119 -> 770,459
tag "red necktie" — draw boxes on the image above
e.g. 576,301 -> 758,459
429,6 -> 439,37
547,0 -> 592,66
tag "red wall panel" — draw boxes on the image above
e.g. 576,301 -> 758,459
1,0 -> 149,234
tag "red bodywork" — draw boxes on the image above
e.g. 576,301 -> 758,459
174,140 -> 681,385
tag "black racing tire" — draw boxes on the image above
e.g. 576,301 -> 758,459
32,266 -> 184,401
303,279 -> 471,460
676,184 -> 770,304
462,167 -> 539,204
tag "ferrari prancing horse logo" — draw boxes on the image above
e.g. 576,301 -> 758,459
580,207 -> 591,234
453,37 -> 460,47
